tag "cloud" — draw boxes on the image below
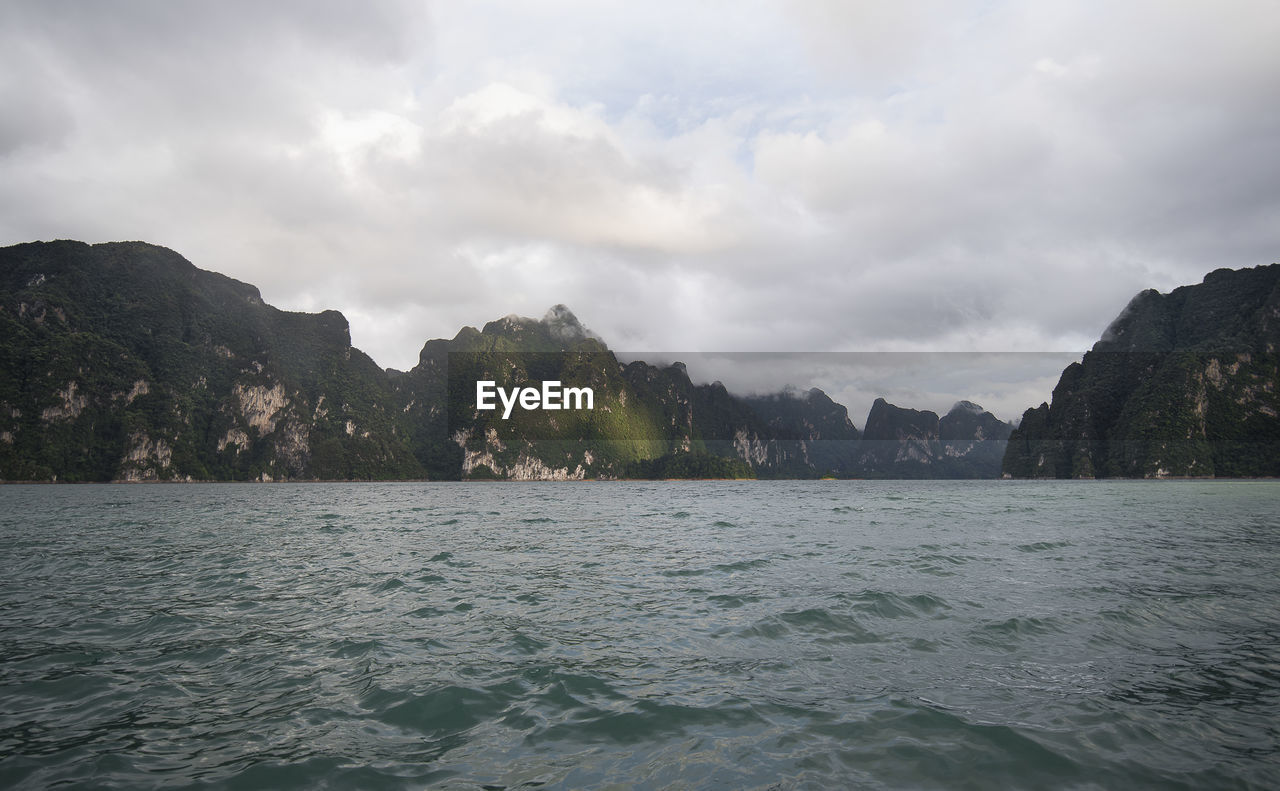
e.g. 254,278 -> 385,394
0,0 -> 1276,419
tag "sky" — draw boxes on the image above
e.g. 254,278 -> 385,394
2,1 -> 1277,422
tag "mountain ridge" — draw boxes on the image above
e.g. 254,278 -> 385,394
0,239 -> 1029,480
1002,263 -> 1280,478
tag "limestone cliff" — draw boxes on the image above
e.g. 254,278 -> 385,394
0,241 -> 423,481
858,399 -> 1012,478
1003,264 -> 1280,478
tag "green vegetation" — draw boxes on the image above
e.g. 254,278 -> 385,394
624,451 -> 755,479
1003,265 -> 1280,478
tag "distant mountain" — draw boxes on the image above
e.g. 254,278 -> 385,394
858,398 -> 1013,478
741,388 -> 862,477
1003,264 -> 1280,478
0,240 -> 1014,481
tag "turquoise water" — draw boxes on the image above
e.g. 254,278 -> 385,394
1,480 -> 1278,789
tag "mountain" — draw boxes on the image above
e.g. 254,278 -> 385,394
1,240 -> 1013,481
393,308 -> 678,480
396,319 -> 1008,479
391,311 -> 837,479
0,240 -> 422,481
741,388 -> 862,477
857,398 -> 1013,478
1002,264 -> 1280,478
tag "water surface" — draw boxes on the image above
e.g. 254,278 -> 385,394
1,480 -> 1278,789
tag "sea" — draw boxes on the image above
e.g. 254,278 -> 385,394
1,480 -> 1278,790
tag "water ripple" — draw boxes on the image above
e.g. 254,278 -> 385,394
0,480 -> 1278,789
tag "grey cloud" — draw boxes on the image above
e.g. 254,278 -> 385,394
0,46 -> 75,157
0,0 -> 1276,406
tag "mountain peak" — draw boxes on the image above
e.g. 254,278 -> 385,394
542,304 -> 599,343
947,400 -> 985,416
1005,262 -> 1280,478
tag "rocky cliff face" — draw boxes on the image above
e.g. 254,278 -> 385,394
1003,264 -> 1280,478
0,241 -> 422,481
393,308 -> 675,480
741,388 -> 862,476
857,398 -> 1012,478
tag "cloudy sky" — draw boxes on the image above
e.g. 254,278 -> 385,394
2,1 -> 1277,421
